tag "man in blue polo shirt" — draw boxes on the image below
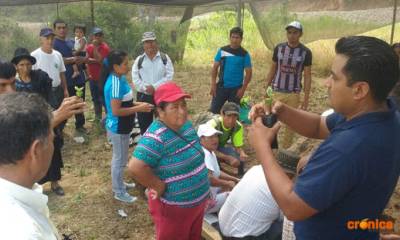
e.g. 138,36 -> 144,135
53,19 -> 87,133
248,36 -> 400,239
210,27 -> 252,114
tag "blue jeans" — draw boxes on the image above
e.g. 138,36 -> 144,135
218,146 -> 244,176
108,131 -> 130,194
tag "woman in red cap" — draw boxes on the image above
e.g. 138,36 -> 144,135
129,82 -> 210,240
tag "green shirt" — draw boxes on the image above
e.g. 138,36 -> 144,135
207,116 -> 244,148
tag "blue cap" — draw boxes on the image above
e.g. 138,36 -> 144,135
92,27 -> 103,35
39,27 -> 55,37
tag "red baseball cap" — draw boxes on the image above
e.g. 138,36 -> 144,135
154,82 -> 191,106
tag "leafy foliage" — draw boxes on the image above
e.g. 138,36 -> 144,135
0,16 -> 36,61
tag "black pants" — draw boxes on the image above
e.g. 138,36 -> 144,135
67,83 -> 85,129
39,86 -> 65,183
89,80 -> 103,119
137,92 -> 155,135
210,85 -> 241,114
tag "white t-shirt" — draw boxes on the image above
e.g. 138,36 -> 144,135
31,48 -> 66,87
203,147 -> 221,198
74,36 -> 87,51
203,147 -> 221,178
0,177 -> 60,240
218,165 -> 281,238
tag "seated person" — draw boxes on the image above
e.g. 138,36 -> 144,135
198,123 -> 240,214
207,102 -> 248,176
219,150 -> 300,240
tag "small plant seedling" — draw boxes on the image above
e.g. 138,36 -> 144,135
75,86 -> 84,98
240,96 -> 251,108
261,86 -> 279,149
262,86 -> 277,128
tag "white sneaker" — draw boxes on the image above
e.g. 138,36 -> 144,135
73,136 -> 85,143
124,182 -> 136,189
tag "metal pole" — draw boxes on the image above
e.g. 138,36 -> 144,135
390,0 -> 398,45
90,0 -> 95,29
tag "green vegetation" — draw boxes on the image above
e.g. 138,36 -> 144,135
183,8 -> 383,73
54,2 -> 189,61
0,2 -> 394,76
0,2 -> 188,61
0,16 -> 36,60
184,10 -> 266,66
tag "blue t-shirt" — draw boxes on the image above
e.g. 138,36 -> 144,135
104,74 -> 135,134
214,45 -> 252,88
53,38 -> 85,86
294,99 -> 400,240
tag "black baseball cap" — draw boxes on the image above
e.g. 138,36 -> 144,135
221,102 -> 240,116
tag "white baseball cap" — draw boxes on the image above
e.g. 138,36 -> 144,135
197,124 -> 222,137
285,21 -> 303,31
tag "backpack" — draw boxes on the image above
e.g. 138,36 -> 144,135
137,52 -> 168,70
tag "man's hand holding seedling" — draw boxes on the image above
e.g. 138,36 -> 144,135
248,86 -> 281,149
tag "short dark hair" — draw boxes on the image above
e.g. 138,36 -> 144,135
0,92 -> 52,165
0,62 -> 16,79
53,19 -> 67,29
73,24 -> 86,34
335,36 -> 399,102
155,101 -> 171,118
230,27 -> 243,38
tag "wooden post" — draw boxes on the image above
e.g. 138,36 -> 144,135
202,220 -> 222,240
237,0 -> 243,28
56,3 -> 59,18
391,0 -> 398,45
90,0 -> 95,29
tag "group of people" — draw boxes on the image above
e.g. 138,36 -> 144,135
0,17 -> 399,240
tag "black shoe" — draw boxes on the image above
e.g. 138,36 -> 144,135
51,186 -> 65,196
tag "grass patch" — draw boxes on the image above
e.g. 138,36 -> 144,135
183,9 -> 381,72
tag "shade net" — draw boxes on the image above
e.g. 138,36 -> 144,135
0,0 -> 398,61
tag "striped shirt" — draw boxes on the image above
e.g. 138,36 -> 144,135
272,42 -> 312,93
282,217 -> 296,240
133,120 -> 210,207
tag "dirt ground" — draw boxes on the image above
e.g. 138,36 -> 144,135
46,64 -> 400,239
